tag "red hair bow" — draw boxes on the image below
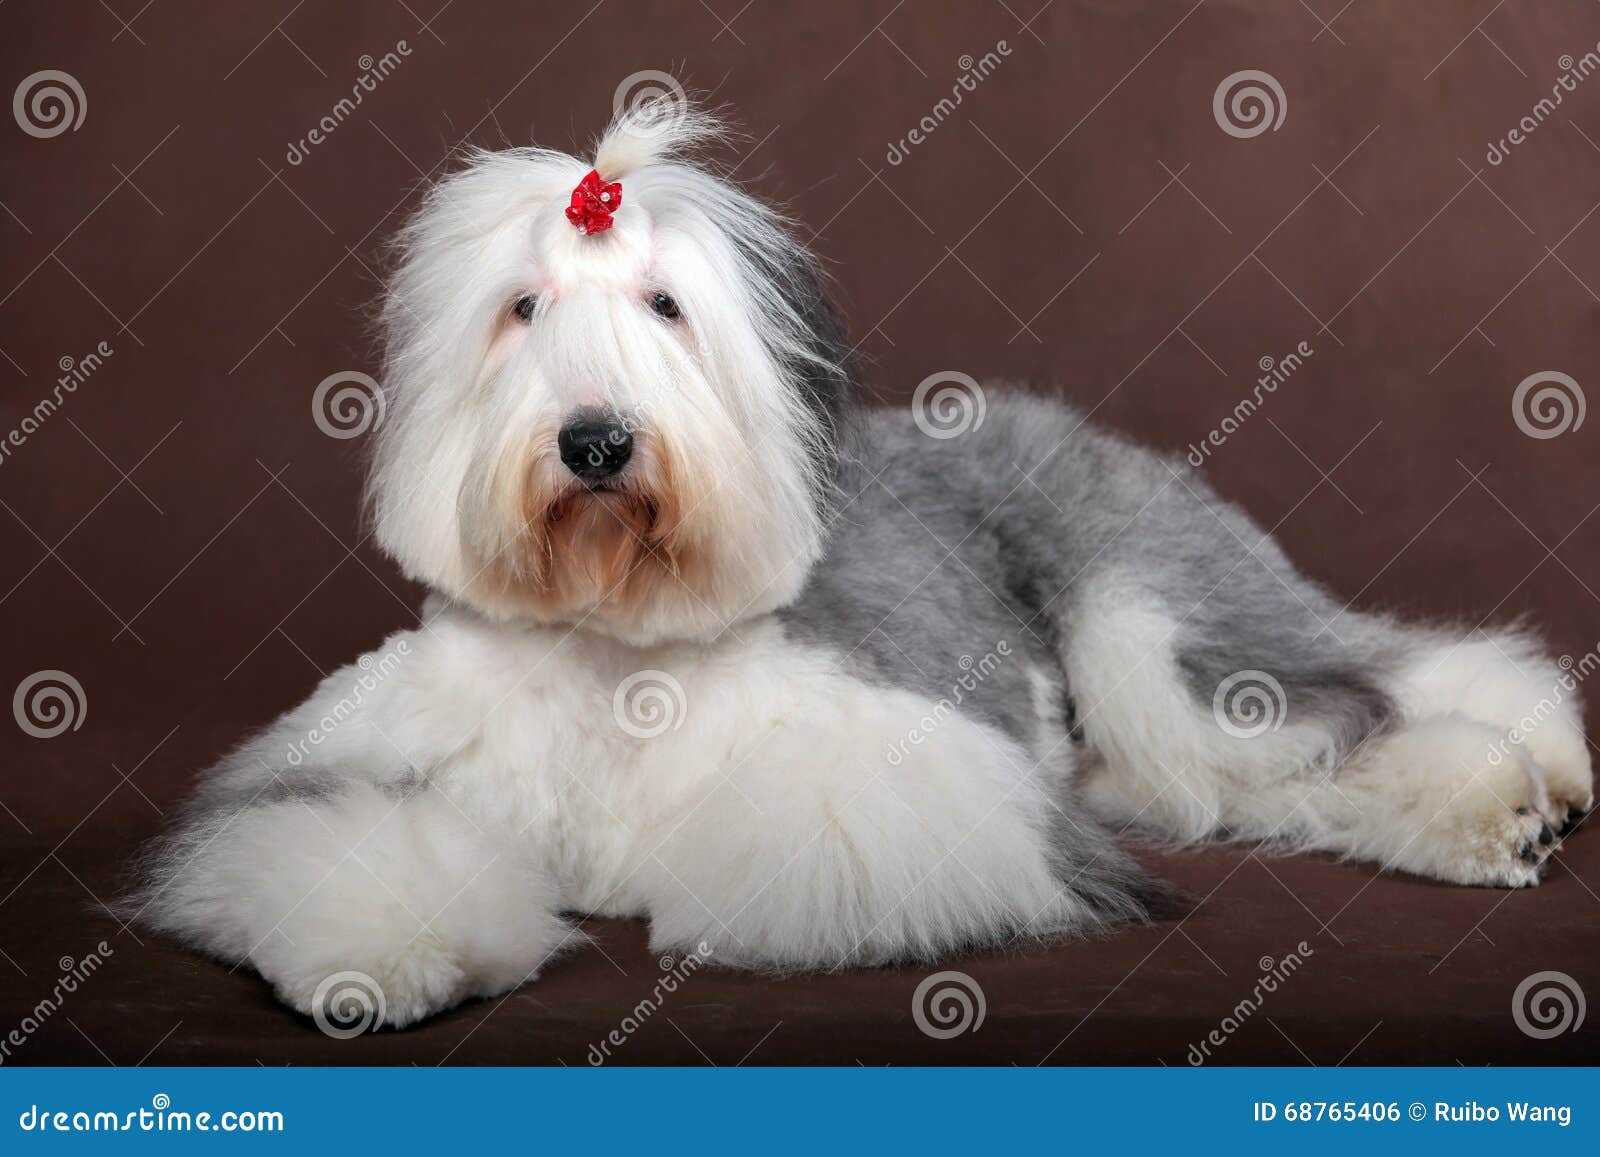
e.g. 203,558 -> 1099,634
566,169 -> 622,235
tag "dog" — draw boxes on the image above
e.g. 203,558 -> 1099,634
131,102 -> 1593,1030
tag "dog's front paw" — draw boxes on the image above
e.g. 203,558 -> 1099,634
149,784 -> 580,1031
267,939 -> 471,1033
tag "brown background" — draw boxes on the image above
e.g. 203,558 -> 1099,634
2,0 -> 1598,1064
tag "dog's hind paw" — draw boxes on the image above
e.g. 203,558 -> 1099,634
1410,749 -> 1561,889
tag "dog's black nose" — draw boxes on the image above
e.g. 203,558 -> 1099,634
557,411 -> 633,482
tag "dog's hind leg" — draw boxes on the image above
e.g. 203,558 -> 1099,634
1062,567 -> 1587,887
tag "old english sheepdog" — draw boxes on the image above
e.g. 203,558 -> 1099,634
132,104 -> 1592,1029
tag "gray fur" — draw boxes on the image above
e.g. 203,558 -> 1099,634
783,389 -> 1397,756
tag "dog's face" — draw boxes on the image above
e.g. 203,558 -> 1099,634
369,107 -> 849,644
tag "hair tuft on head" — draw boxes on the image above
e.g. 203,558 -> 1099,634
593,95 -> 727,181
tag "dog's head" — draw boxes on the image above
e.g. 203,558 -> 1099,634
370,103 -> 850,644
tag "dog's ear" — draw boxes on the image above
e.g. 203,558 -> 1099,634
737,231 -> 854,438
781,249 -> 853,435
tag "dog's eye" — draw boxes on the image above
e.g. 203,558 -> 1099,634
649,292 -> 681,320
512,295 -> 537,323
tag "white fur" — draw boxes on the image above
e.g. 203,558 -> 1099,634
143,608 -> 1081,1019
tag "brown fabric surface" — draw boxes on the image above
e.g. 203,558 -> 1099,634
2,0 -> 1599,1064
